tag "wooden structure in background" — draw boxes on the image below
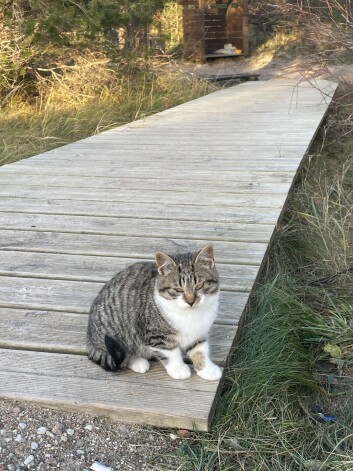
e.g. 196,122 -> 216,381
0,80 -> 336,430
179,0 -> 249,61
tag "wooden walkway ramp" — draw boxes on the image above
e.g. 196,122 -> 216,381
0,79 -> 337,431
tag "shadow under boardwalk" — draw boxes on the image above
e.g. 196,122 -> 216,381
0,79 -> 337,431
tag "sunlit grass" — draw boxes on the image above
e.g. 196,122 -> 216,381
0,53 -> 216,166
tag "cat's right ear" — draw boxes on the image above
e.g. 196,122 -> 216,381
155,252 -> 176,276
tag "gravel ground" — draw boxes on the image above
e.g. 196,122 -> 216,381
0,401 -> 187,471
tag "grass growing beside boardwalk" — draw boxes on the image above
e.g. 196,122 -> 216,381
170,95 -> 353,470
0,52 -> 216,166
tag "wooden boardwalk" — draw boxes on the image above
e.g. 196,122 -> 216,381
0,79 -> 337,431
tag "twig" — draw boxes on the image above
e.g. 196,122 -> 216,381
1,84 -> 22,108
203,447 -> 289,456
308,266 -> 353,286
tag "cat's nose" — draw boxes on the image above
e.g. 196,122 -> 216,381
185,293 -> 196,306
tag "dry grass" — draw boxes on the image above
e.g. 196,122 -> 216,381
0,51 -> 216,166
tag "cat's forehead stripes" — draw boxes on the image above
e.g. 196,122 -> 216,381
173,253 -> 198,285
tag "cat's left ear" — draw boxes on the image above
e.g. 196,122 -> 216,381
155,251 -> 176,276
195,244 -> 215,269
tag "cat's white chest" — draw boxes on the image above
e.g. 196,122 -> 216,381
154,291 -> 219,350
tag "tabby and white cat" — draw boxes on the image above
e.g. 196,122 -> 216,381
87,244 -> 222,381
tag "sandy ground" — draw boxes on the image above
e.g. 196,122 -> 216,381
176,50 -> 353,83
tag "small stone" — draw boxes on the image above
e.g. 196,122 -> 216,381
4,438 -> 12,443
37,427 -> 47,435
31,442 -> 39,451
23,455 -> 34,466
7,465 -> 16,471
60,435 -> 68,443
76,439 -> 84,447
14,434 -> 22,443
90,463 -> 113,471
118,424 -> 128,433
169,433 -> 178,441
84,424 -> 93,431
66,428 -> 74,436
45,431 -> 54,439
12,407 -> 21,416
46,457 -> 57,467
0,464 -> 5,471
51,424 -> 65,436
37,464 -> 47,471
177,429 -> 191,438
76,450 -> 85,456
18,423 -> 27,429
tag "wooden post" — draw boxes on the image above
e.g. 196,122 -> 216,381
179,0 -> 205,62
242,1 -> 249,55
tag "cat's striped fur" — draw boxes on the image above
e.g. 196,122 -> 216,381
87,244 -> 222,381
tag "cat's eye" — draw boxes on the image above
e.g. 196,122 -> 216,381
195,283 -> 204,290
174,288 -> 184,293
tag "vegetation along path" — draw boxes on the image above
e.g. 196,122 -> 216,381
0,79 -> 337,431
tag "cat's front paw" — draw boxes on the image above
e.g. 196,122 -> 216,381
166,363 -> 191,380
197,363 -> 222,381
128,357 -> 150,374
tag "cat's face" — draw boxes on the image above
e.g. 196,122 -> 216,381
155,244 -> 219,309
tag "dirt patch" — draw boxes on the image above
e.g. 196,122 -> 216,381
176,52 -> 353,84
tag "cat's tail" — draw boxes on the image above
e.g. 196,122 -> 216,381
87,335 -> 125,372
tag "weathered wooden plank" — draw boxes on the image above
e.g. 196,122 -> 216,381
0,276 -> 249,320
0,310 -> 238,364
11,139 -> 310,152
0,367 -> 217,430
0,250 -> 259,290
0,213 -> 273,251
0,199 -> 282,226
0,165 -> 297,180
0,175 -> 293,194
35,129 -> 317,140
0,230 -> 271,264
0,349 -> 219,392
15,148 -> 307,162
0,187 -> 288,208
5,160 -> 302,172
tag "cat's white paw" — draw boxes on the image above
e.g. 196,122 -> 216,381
166,363 -> 191,380
128,357 -> 150,374
197,363 -> 222,381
